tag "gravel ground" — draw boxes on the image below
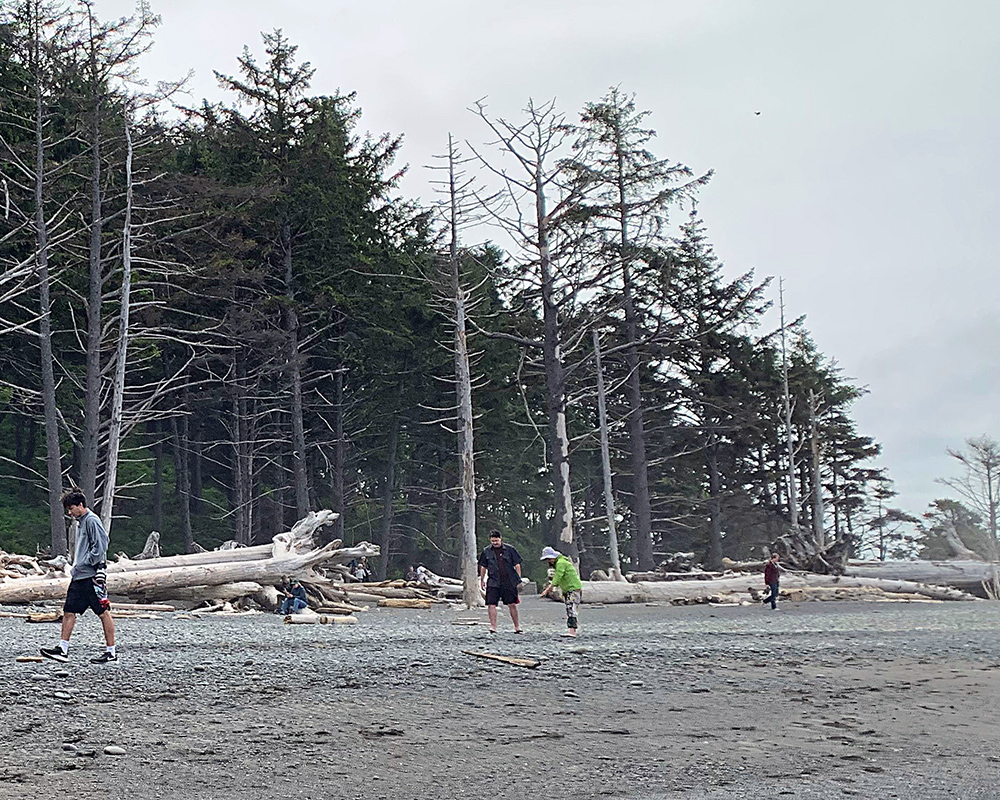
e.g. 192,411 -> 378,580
3,596 -> 1000,799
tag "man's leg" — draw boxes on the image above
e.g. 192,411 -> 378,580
41,610 -> 77,661
60,612 -> 78,642
99,610 -> 116,646
770,582 -> 778,610
487,605 -> 498,632
508,603 -> 520,632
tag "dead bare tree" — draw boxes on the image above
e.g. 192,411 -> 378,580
97,114 -> 134,534
424,134 -> 496,606
939,435 -> 1000,547
469,98 -> 595,557
778,279 -> 801,534
76,1 -> 159,509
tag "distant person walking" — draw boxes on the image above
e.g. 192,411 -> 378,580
539,546 -> 583,637
477,530 -> 523,633
40,489 -> 117,664
763,552 -> 781,610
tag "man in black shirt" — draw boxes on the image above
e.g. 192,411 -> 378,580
477,530 -> 523,633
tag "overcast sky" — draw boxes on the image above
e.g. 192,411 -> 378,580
98,0 -> 1000,520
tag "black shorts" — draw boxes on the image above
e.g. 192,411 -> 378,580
485,584 -> 519,606
64,578 -> 106,616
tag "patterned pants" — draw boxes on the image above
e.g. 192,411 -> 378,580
563,590 -> 582,629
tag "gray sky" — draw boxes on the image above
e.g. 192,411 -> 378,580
99,0 -> 1000,520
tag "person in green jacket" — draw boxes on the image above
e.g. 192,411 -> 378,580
539,546 -> 583,637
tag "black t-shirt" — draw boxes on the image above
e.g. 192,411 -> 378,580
496,548 -> 514,587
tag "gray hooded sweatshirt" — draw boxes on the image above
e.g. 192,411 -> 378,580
71,510 -> 109,580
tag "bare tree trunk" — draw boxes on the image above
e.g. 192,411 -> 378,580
100,119 -> 134,535
536,169 -> 575,556
446,136 -> 479,607
706,435 -> 723,570
80,43 -> 104,510
809,389 -> 825,550
171,410 -> 193,553
190,432 -> 203,514
231,353 -> 252,546
282,224 -> 309,519
151,421 -> 163,533
31,18 -> 65,555
617,160 -> 654,571
831,465 -> 840,541
593,332 -> 624,581
375,406 -> 401,581
332,366 -> 345,542
779,279 -> 799,532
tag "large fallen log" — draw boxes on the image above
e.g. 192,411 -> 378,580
136,582 -> 264,604
378,598 -> 433,609
341,591 -> 390,605
627,571 -> 722,583
845,560 -> 999,596
342,584 -> 435,600
568,573 -> 978,604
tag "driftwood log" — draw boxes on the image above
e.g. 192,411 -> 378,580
284,613 -> 358,625
845,560 -> 1000,596
626,571 -> 722,583
378,598 -> 433,609
463,650 -> 540,669
565,574 -> 977,605
136,582 -> 265,604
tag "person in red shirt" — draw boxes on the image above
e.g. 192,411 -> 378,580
763,552 -> 781,610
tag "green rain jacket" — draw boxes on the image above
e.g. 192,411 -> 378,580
551,555 -> 582,593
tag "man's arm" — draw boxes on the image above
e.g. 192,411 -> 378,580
84,517 -> 109,566
511,547 -> 523,578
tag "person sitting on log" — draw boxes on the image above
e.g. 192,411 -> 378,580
40,489 -> 117,664
404,564 -> 418,582
279,578 -> 309,615
762,552 -> 781,610
539,546 -> 583,637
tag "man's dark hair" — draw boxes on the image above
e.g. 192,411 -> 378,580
61,488 -> 87,510
489,529 -> 502,539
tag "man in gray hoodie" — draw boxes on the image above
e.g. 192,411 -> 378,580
40,489 -> 117,664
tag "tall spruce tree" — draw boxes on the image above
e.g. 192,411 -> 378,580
573,87 -> 709,570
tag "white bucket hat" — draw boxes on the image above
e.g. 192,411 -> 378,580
540,546 -> 561,560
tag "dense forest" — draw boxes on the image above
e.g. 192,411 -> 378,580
1,2 -> 981,584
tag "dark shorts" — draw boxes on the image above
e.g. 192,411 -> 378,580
64,578 -> 106,616
485,584 -> 519,606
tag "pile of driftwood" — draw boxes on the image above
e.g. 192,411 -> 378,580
0,510 -> 381,612
295,579 -> 452,612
